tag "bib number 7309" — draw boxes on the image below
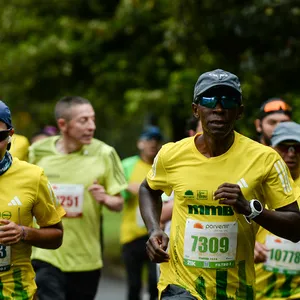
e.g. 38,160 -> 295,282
191,235 -> 229,253
184,219 -> 237,269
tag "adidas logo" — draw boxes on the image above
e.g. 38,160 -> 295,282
8,196 -> 22,206
237,178 -> 248,188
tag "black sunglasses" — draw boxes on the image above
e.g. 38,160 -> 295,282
0,129 -> 11,142
195,96 -> 241,109
277,143 -> 300,154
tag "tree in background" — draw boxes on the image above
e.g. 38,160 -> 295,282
1,0 -> 300,156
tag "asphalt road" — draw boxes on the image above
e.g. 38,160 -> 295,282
95,274 -> 148,300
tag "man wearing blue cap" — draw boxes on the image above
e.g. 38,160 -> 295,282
121,125 -> 163,300
138,69 -> 300,300
0,100 -> 65,299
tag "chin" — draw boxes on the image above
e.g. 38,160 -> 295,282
81,138 -> 93,145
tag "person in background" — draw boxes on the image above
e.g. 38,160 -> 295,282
254,98 -> 292,146
10,133 -> 30,161
185,116 -> 203,137
255,121 -> 300,299
139,69 -> 300,300
31,125 -> 58,144
121,126 -> 163,300
0,100 -> 64,299
29,96 -> 127,300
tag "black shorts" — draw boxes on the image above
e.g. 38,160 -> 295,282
32,259 -> 101,300
161,285 -> 197,300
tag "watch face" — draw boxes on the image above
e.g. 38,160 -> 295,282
253,200 -> 262,211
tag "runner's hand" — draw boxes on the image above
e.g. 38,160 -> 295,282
214,183 -> 251,215
146,228 -> 170,263
0,219 -> 23,245
88,180 -> 107,204
254,241 -> 269,263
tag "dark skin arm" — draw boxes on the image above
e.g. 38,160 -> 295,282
214,183 -> 300,242
139,179 -> 170,263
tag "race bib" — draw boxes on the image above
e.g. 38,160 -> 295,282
264,234 -> 300,275
136,207 -> 146,228
183,219 -> 238,269
52,184 -> 84,218
0,245 -> 11,272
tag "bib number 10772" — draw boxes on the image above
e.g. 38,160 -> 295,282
191,235 -> 229,253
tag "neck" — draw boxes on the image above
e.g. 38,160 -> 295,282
140,153 -> 154,165
195,131 -> 235,158
56,136 -> 83,154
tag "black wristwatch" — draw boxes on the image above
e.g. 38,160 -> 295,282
244,199 -> 263,224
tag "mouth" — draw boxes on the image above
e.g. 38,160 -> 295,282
285,161 -> 297,167
209,120 -> 227,127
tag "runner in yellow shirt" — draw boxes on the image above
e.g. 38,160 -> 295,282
0,100 -> 64,299
255,121 -> 300,299
139,69 -> 300,300
29,96 -> 127,300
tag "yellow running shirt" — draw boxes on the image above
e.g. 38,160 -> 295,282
255,176 -> 300,300
29,136 -> 127,272
0,157 -> 64,299
120,156 -> 152,245
146,132 -> 300,300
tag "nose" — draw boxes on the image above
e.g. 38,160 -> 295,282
88,119 -> 96,130
287,146 -> 296,157
213,101 -> 224,112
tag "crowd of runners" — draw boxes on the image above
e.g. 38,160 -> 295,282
0,68 -> 299,300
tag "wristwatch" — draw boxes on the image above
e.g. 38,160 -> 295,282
244,199 -> 263,223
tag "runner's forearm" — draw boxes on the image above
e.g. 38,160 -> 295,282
139,179 -> 163,234
253,202 -> 300,242
104,194 -> 123,211
23,222 -> 63,249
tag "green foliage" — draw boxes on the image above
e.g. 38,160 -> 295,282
1,0 -> 300,155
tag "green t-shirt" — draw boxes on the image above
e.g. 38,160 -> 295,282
29,136 -> 127,272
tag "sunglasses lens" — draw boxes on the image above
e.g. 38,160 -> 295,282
220,96 -> 240,109
278,144 -> 300,153
264,101 -> 291,113
0,130 -> 9,142
199,97 -> 218,108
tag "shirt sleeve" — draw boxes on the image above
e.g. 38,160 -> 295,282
33,171 -> 66,227
103,148 -> 128,196
262,151 -> 300,209
146,145 -> 172,196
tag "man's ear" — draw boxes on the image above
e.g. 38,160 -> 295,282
254,118 -> 262,133
192,103 -> 199,118
137,140 -> 144,151
57,118 -> 67,133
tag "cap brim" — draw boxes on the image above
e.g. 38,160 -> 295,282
271,135 -> 300,146
195,83 -> 241,99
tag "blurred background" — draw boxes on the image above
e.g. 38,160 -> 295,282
2,0 -> 300,156
2,0 -> 300,288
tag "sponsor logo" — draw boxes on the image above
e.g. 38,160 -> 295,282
8,197 -> 22,206
188,205 -> 234,216
184,190 -> 194,199
197,190 -> 208,200
1,211 -> 11,220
